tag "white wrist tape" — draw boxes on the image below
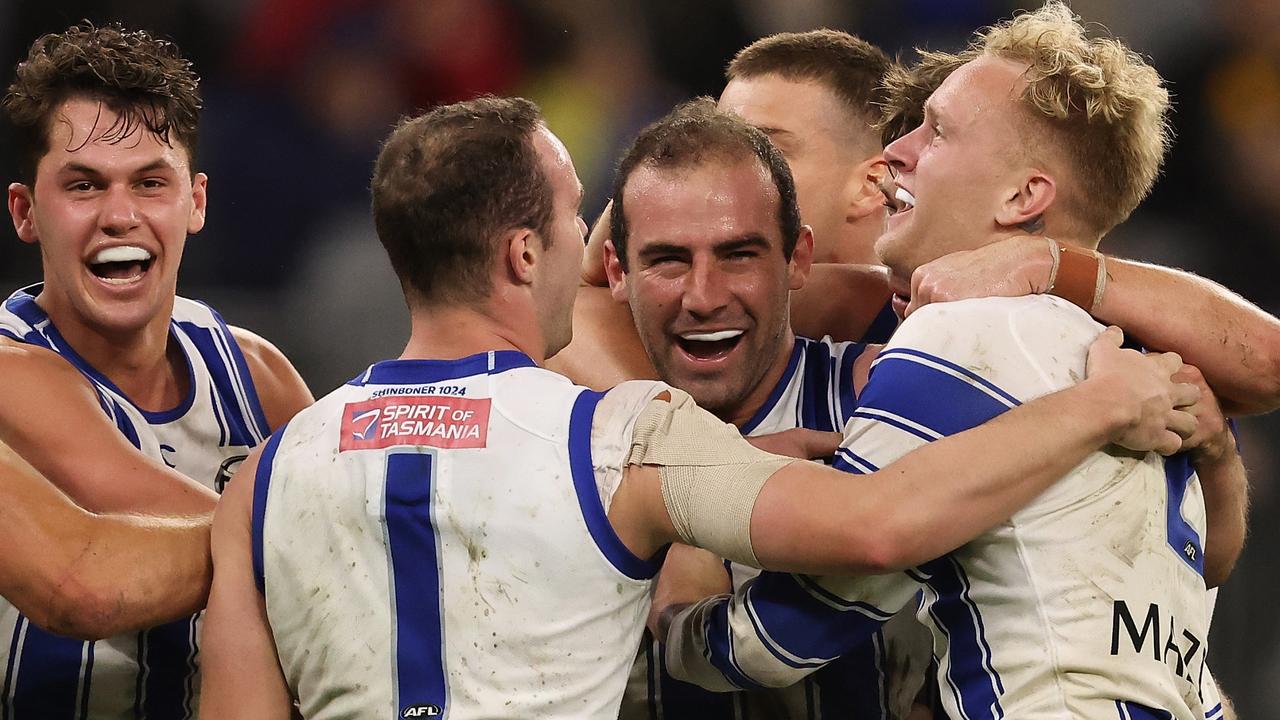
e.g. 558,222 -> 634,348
626,390 -> 793,567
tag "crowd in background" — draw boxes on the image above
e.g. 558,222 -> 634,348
1,0 -> 1277,713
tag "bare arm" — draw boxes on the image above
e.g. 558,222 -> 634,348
905,236 -> 1280,414
0,340 -> 216,513
612,327 -> 1196,576
229,326 -> 314,430
199,449 -> 295,719
0,440 -> 211,640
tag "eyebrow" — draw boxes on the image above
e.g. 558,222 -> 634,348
636,234 -> 772,261
58,159 -> 178,176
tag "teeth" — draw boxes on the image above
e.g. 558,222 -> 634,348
100,275 -> 143,285
91,245 -> 152,264
895,188 -> 916,209
682,330 -> 744,342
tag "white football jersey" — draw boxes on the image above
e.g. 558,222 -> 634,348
254,352 -> 669,718
668,296 -> 1210,720
0,285 -> 270,720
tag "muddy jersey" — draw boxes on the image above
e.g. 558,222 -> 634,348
668,297 -> 1210,720
254,352 -> 672,718
0,285 -> 270,720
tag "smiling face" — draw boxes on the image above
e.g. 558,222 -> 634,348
719,74 -> 878,265
8,96 -> 207,339
876,56 -> 1032,313
609,157 -> 811,424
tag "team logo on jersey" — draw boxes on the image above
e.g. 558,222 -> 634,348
214,454 -> 248,493
401,704 -> 442,718
340,395 -> 491,451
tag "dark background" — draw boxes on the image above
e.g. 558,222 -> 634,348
2,0 -> 1277,712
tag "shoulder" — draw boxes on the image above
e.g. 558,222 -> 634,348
0,336 -> 95,396
882,296 -> 1104,398
227,325 -> 314,431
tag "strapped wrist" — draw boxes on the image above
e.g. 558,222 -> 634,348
1048,243 -> 1107,313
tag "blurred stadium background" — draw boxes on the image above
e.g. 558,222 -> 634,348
1,0 -> 1276,713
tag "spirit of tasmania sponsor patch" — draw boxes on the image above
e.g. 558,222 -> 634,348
340,395 -> 491,451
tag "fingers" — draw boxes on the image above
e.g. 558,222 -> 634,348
1150,351 -> 1183,376
1155,431 -> 1184,457
1170,381 -> 1202,409
1165,408 -> 1197,441
1096,325 -> 1124,348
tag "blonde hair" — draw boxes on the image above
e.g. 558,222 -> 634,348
896,2 -> 1171,235
988,1 -> 1171,233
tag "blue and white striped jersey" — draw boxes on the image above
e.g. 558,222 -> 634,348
624,336 -> 933,720
667,296 -> 1210,720
0,285 -> 270,720
254,353 -> 671,718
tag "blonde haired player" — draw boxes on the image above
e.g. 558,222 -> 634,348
658,4 -> 1246,718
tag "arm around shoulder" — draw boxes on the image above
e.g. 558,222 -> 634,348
228,326 -> 314,431
0,440 -> 211,639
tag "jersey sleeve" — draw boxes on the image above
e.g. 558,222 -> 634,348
589,379 -> 672,512
836,295 -> 1101,474
664,570 -> 923,690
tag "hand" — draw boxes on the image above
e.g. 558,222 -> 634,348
905,236 -> 1053,317
1084,326 -> 1200,455
1171,364 -> 1234,461
746,428 -> 842,460
646,544 -> 730,636
580,201 -> 613,287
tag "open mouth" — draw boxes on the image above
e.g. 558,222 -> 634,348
675,329 -> 745,361
87,245 -> 154,285
882,185 -> 916,216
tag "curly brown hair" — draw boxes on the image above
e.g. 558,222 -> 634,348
4,22 -> 202,183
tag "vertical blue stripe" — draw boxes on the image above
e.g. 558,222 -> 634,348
860,301 -> 899,344
202,307 -> 272,438
7,620 -> 84,719
799,340 -> 834,432
140,620 -> 196,720
924,557 -> 1004,719
251,427 -> 288,594
177,323 -> 256,448
384,452 -> 448,714
836,342 -> 862,426
1163,455 -> 1204,576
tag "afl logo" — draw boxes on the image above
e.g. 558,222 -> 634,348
214,454 -> 248,494
401,704 -> 442,718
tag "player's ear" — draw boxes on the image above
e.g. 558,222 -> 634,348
846,156 -> 889,221
187,173 -> 208,235
8,183 -> 37,244
505,227 -> 539,285
996,170 -> 1055,231
603,239 -> 628,301
787,226 -> 814,291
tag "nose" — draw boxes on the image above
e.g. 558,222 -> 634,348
99,184 -> 142,237
681,258 -> 730,318
883,124 -> 924,175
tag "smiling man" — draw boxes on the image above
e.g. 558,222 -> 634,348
0,24 -> 311,718
657,5 -> 1248,718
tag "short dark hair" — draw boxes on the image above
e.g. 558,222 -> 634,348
727,29 -> 893,132
877,50 -> 966,146
610,98 -> 801,271
4,23 -> 202,183
371,96 -> 554,306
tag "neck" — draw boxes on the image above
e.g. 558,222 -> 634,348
725,326 -> 797,429
824,216 -> 882,266
34,292 -> 185,412
401,298 -> 545,365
